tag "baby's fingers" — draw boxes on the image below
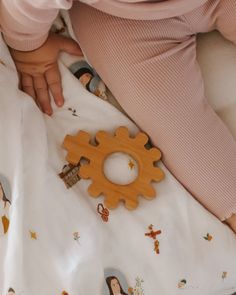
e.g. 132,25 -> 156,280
21,73 -> 36,101
45,64 -> 64,107
33,75 -> 52,115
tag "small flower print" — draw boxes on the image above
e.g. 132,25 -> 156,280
203,233 -> 213,241
129,277 -> 145,295
73,232 -> 80,243
222,271 -> 227,280
128,287 -> 134,295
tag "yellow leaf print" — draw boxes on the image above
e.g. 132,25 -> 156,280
2,215 -> 9,234
29,231 -> 37,240
128,159 -> 135,170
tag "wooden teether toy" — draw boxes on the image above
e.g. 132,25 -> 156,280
62,126 -> 165,210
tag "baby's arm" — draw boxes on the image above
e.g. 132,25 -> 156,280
0,0 -> 73,51
0,0 -> 82,115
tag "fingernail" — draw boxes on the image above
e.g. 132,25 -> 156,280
57,101 -> 63,107
45,110 -> 52,116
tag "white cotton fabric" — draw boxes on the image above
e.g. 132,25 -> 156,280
0,33 -> 236,295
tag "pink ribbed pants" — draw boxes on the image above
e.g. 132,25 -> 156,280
70,0 -> 236,221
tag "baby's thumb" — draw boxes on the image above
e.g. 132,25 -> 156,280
59,36 -> 83,56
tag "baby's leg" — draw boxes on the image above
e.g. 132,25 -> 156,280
215,0 -> 236,46
184,0 -> 236,229
214,0 -> 236,230
71,2 -> 236,226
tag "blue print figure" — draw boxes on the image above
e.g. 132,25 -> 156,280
69,60 -> 107,100
0,174 -> 11,234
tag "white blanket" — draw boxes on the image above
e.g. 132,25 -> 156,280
0,29 -> 236,295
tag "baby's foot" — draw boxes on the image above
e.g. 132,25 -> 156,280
224,214 -> 236,233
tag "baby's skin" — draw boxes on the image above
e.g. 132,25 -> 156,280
8,33 -> 236,234
8,33 -> 82,115
224,214 -> 236,233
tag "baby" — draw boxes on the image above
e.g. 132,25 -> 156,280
0,0 -> 236,233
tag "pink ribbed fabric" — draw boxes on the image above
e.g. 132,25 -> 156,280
70,0 -> 236,221
0,0 -> 208,51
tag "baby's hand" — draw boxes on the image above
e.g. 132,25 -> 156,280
9,33 -> 83,115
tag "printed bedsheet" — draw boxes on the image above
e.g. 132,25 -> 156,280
0,32 -> 236,295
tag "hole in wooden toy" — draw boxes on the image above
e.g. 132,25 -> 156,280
80,156 -> 90,165
103,152 -> 139,185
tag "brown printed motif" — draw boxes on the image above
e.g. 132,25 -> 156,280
145,224 -> 161,254
97,203 -> 110,222
59,163 -> 81,188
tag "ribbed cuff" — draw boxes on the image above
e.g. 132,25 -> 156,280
3,33 -> 49,51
